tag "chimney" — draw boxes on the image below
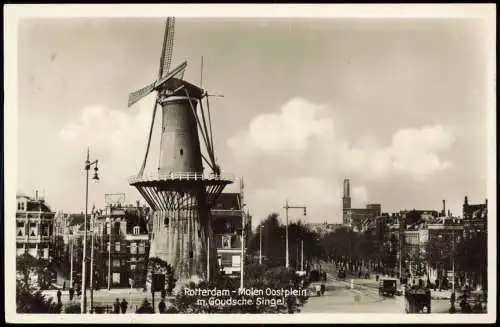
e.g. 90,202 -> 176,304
35,190 -> 38,200
136,200 -> 140,208
442,200 -> 446,216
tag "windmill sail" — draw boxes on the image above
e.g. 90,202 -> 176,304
137,17 -> 175,177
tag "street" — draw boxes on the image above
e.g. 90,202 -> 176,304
43,288 -> 165,313
300,263 -> 451,314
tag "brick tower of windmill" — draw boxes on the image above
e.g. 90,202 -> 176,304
127,17 -> 232,286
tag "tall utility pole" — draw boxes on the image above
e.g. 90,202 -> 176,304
285,199 -> 289,268
240,210 -> 245,290
81,150 -> 90,314
90,210 -> 96,312
238,178 -> 246,290
259,225 -> 262,265
452,229 -> 455,293
70,235 -> 74,289
283,200 -> 307,268
81,148 -> 99,313
107,214 -> 112,291
301,239 -> 304,271
207,235 -> 210,281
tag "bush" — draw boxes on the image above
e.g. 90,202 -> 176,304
136,299 -> 155,313
169,267 -> 309,314
16,283 -> 62,313
64,303 -> 81,314
309,270 -> 320,282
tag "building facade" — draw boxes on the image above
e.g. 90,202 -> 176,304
341,179 -> 381,231
16,192 -> 55,259
462,196 -> 487,239
211,192 -> 251,276
93,202 -> 150,288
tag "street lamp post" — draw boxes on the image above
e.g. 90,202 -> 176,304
259,224 -> 262,265
240,208 -> 246,290
81,148 -> 99,314
283,200 -> 306,268
90,209 -> 96,312
70,234 -> 74,289
301,239 -> 304,271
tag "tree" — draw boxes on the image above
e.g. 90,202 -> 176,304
455,233 -> 487,288
246,213 -> 322,268
16,282 -> 62,313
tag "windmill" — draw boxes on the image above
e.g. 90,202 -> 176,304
127,17 -> 233,285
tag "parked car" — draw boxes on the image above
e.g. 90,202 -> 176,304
379,278 -> 398,297
337,268 -> 346,279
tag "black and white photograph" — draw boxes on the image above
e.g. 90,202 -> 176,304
4,4 -> 496,324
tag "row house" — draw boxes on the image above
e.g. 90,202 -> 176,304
16,192 -> 55,259
93,203 -> 150,288
211,192 -> 251,276
462,196 -> 487,239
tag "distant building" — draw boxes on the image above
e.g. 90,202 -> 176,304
462,196 -> 487,238
211,192 -> 251,276
16,191 -> 55,259
341,179 -> 381,232
94,202 -> 150,288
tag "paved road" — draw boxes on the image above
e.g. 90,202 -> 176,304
300,262 -> 451,314
42,288 -> 163,313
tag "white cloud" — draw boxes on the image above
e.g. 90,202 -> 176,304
56,94 -> 160,210
228,97 -> 334,156
228,97 -> 454,224
228,97 -> 454,181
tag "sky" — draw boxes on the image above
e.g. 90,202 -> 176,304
15,16 -> 494,227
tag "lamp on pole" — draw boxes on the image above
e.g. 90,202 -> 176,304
259,224 -> 263,265
81,148 -> 99,314
301,239 -> 304,271
283,200 -> 306,269
240,206 -> 247,290
89,208 -> 97,313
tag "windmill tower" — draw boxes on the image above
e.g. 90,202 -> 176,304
127,18 -> 232,285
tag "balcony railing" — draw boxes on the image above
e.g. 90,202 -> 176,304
128,171 -> 234,184
16,235 -> 51,243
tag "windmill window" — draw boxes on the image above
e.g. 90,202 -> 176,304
180,148 -> 184,156
164,217 -> 169,227
189,250 -> 193,259
197,230 -> 201,238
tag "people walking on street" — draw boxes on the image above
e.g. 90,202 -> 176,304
69,287 -> 74,301
57,290 -> 62,304
159,300 -> 166,313
120,298 -> 128,313
113,298 -> 121,313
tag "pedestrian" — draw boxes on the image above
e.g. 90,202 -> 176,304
63,281 -> 66,291
158,300 -> 166,313
120,298 -> 128,313
113,298 -> 121,314
57,290 -> 62,304
69,287 -> 74,301
76,284 -> 81,297
450,291 -> 456,308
